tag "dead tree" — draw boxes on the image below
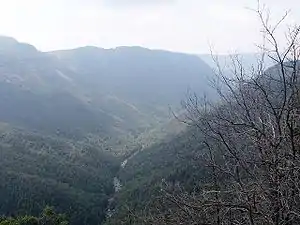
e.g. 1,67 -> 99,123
175,5 -> 300,225
134,5 -> 300,225
117,4 -> 300,225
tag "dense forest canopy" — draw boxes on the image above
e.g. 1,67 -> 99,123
0,35 -> 211,224
0,3 -> 299,225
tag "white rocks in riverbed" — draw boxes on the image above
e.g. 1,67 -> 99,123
113,177 -> 122,192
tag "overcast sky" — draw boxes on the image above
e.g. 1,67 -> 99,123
0,0 -> 299,54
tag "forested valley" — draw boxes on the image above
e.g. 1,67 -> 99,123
0,33 -> 212,224
0,3 -> 299,225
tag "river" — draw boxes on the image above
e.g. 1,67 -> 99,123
105,146 -> 144,219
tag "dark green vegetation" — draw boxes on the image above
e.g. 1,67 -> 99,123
105,128 -> 211,224
0,123 -> 119,224
51,46 -> 214,153
0,36 -> 213,224
104,10 -> 300,224
0,36 -> 214,153
4,22 -> 298,224
0,206 -> 68,225
106,19 -> 300,224
107,62 -> 300,225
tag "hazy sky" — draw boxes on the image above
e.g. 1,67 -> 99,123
0,0 -> 299,54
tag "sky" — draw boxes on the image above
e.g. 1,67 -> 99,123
0,0 -> 299,54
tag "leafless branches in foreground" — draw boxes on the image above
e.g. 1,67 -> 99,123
135,5 -> 300,225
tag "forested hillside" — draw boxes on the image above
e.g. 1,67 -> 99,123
50,46 -> 214,152
105,128 -> 209,225
0,123 -> 119,224
0,207 -> 69,225
1,4 -> 299,225
0,36 -> 213,224
105,10 -> 300,225
0,36 -> 213,154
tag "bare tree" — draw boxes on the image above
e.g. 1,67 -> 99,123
135,4 -> 300,225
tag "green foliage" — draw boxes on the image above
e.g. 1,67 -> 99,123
0,36 -> 214,155
0,125 -> 119,225
0,207 -> 68,225
0,36 -> 215,225
106,128 -> 211,224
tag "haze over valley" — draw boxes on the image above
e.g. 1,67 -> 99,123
0,1 -> 299,225
0,36 -> 215,224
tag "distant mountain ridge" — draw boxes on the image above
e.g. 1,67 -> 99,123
0,36 -> 214,153
0,36 -> 215,224
0,36 -> 283,225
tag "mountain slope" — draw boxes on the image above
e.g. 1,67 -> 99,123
0,35 -> 215,154
0,123 -> 119,225
106,59 -> 300,224
0,36 -> 116,140
105,127 -> 209,224
0,36 -> 215,224
51,46 -> 214,129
